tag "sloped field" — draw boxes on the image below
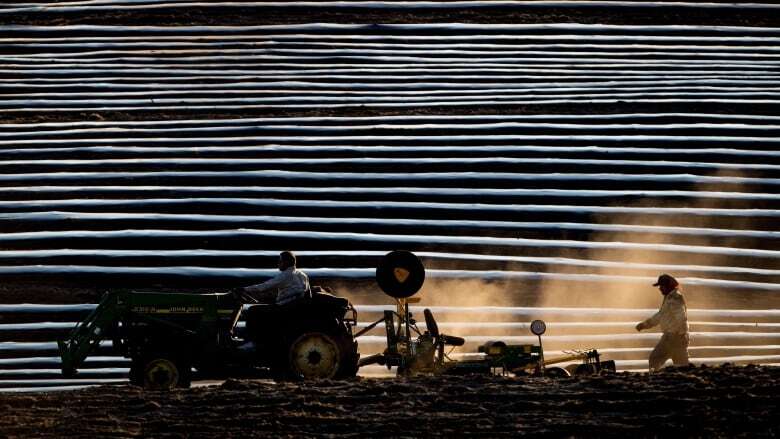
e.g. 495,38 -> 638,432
0,0 -> 778,405
3,23 -> 780,117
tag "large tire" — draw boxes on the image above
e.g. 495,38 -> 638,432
137,356 -> 191,390
334,333 -> 359,379
285,332 -> 343,380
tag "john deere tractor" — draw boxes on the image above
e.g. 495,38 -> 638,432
59,286 -> 359,389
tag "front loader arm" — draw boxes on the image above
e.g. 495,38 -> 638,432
58,291 -> 126,377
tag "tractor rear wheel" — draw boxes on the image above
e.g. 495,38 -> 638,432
287,332 -> 341,380
330,328 -> 359,379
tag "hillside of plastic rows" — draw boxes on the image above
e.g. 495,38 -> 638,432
1,7 -> 779,390
3,1 -> 780,13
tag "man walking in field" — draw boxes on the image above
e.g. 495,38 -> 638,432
635,274 -> 690,371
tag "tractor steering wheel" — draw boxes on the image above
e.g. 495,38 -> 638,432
231,288 -> 259,304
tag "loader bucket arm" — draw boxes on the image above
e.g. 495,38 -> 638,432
58,291 -> 125,377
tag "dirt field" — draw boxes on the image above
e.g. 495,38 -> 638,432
1,365 -> 777,438
4,4 -> 780,27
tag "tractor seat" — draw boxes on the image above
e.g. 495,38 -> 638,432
310,290 -> 349,309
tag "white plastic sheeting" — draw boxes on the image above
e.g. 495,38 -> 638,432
2,2 -> 780,14
3,304 -> 780,319
0,226 -> 778,256
5,120 -> 780,136
1,187 -> 778,201
1,248 -> 778,277
4,133 -> 780,146
1,213 -> 778,240
0,266 -> 779,291
6,34 -> 780,43
2,157 -> 778,171
8,99 -> 780,112
2,198 -> 778,219
1,145 -> 777,159
0,171 -> 775,186
2,23 -> 779,34
3,24 -> 778,112
0,112 -> 778,126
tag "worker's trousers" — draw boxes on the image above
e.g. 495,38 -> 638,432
649,332 -> 689,371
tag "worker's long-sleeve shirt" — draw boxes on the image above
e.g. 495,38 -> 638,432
641,289 -> 689,334
244,267 -> 310,305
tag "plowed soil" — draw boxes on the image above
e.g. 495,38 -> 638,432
1,365 -> 778,438
4,5 -> 780,27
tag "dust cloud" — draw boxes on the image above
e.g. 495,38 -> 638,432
536,168 -> 776,313
325,169 -> 776,353
328,277 -> 523,350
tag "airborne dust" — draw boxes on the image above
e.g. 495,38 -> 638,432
331,168 -> 778,361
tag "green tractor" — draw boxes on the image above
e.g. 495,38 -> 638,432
58,287 -> 359,389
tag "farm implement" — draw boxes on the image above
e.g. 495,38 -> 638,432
361,251 -> 616,377
58,251 -> 613,389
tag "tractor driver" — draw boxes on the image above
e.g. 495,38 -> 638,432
241,251 -> 311,305
635,274 -> 690,371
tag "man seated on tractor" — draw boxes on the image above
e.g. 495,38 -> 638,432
231,251 -> 311,348
241,251 -> 311,305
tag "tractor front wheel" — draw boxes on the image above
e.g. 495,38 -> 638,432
144,358 -> 179,390
131,356 -> 192,389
